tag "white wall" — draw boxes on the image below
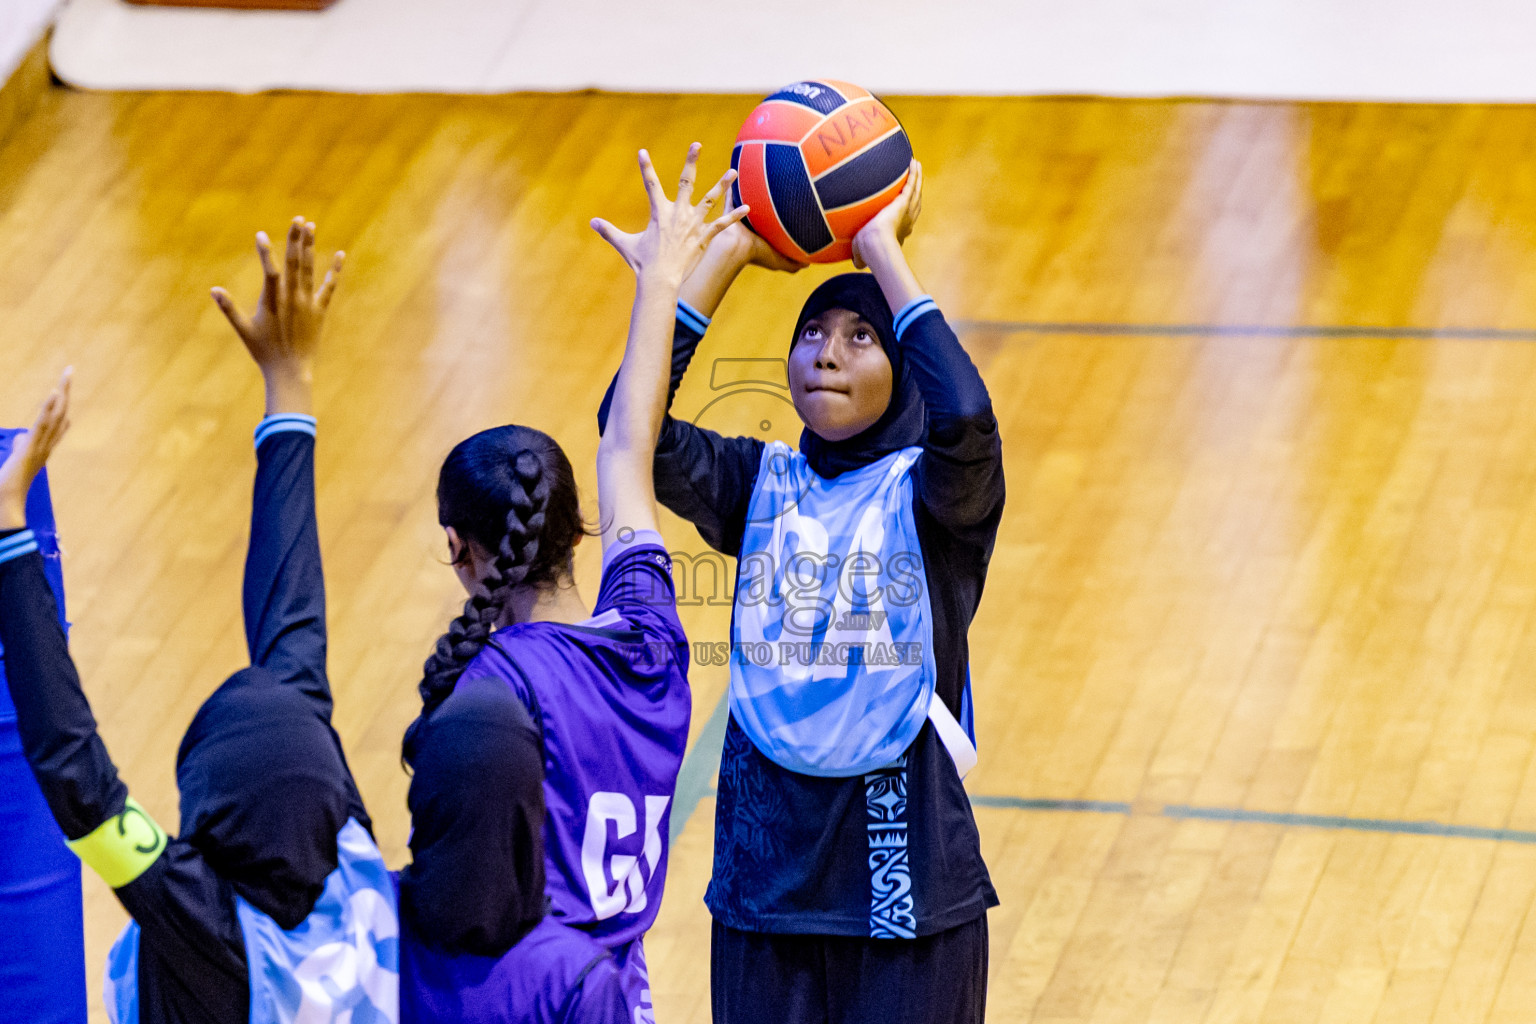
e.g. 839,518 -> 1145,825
1,0 -> 61,85
41,0 -> 1536,102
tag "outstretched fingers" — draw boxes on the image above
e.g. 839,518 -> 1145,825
696,167 -> 737,215
299,221 -> 316,301
676,142 -> 702,204
702,201 -> 751,247
210,287 -> 253,342
255,230 -> 279,315
0,371 -> 69,522
637,149 -> 667,215
284,217 -> 303,334
590,217 -> 640,270
589,216 -> 622,247
29,368 -> 73,464
316,251 -> 345,311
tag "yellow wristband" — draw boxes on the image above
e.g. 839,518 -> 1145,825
66,797 -> 168,889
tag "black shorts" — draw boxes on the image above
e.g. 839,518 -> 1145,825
711,914 -> 988,1024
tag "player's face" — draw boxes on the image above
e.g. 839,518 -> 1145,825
788,308 -> 893,442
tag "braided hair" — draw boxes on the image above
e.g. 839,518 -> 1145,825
410,426 -> 587,740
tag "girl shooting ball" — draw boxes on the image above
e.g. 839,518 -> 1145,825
598,160 -> 1004,1024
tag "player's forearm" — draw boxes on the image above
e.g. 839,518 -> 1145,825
0,495 -> 24,531
602,277 -> 680,457
261,362 -> 314,418
860,234 -> 925,314
896,299 -> 991,426
243,417 -> 333,710
596,306 -> 709,436
678,232 -> 752,318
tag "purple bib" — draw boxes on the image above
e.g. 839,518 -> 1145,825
463,542 -> 691,951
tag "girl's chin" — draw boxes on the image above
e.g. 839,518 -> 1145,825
804,419 -> 866,442
795,394 -> 880,442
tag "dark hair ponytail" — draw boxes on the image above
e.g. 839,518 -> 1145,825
407,426 -> 587,755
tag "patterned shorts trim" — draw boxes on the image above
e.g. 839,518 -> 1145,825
865,756 -> 916,938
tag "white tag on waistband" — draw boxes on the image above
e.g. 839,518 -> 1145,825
928,692 -> 978,780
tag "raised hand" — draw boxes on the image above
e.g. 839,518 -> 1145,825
0,369 -> 72,530
590,144 -> 750,288
716,186 -> 805,274
852,159 -> 923,270
211,217 -> 344,416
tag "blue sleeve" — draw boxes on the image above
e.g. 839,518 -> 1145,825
596,301 -> 710,434
651,419 -> 764,559
244,419 -> 368,823
895,298 -> 1005,546
594,304 -> 765,557
243,417 -> 331,713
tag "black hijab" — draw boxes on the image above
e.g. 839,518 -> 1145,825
794,274 -> 926,479
400,673 -> 547,957
176,667 -> 357,930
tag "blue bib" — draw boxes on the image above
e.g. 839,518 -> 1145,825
103,918 -> 138,1024
104,819 -> 399,1024
731,443 -> 936,777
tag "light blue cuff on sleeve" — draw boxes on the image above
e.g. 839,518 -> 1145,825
893,295 -> 939,341
254,414 -> 317,450
0,529 -> 38,566
676,300 -> 711,335
602,528 -> 667,575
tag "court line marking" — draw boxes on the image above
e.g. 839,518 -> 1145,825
966,797 -> 1536,845
968,795 -> 1132,814
675,684 -> 1536,847
667,311 -> 1536,844
670,698 -> 1536,846
682,779 -> 1536,845
1160,804 -> 1536,843
952,319 -> 1536,341
671,689 -> 731,843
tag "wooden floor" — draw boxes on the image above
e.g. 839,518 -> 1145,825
8,87 -> 1536,1023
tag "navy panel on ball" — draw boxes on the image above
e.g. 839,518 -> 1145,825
813,130 -> 914,212
764,144 -> 834,255
763,81 -> 847,115
730,144 -> 744,216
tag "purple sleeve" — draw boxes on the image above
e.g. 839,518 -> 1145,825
557,954 -> 629,1024
595,542 -> 688,657
601,529 -> 666,576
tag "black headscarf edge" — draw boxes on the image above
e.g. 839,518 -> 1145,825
176,667 -> 355,929
399,673 -> 547,957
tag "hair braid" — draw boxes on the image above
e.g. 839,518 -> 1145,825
417,450 -> 548,718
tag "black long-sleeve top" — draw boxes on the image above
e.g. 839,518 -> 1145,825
0,422 -> 361,1024
599,297 -> 1003,936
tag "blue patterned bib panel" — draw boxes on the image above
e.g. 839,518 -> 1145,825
104,818 -> 400,1024
731,443 -> 937,777
103,919 -> 139,1024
